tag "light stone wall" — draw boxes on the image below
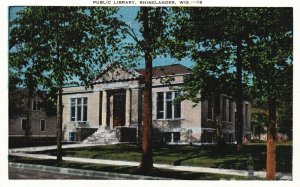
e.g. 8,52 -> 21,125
61,71 -> 251,143
131,88 -> 142,125
152,75 -> 184,86
151,81 -> 202,142
62,91 -> 100,141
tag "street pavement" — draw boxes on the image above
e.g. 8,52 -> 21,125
9,166 -> 104,179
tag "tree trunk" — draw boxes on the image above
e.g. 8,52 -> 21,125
235,41 -> 244,150
266,96 -> 277,179
139,7 -> 153,174
216,115 -> 222,144
56,22 -> 63,162
56,88 -> 63,162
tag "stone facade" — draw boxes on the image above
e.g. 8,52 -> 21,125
61,62 -> 251,143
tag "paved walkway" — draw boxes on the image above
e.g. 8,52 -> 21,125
9,143 -> 292,180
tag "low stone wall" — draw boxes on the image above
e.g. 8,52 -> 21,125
116,127 -> 137,143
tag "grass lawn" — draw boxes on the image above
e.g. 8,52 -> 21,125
9,156 -> 261,180
33,143 -> 292,173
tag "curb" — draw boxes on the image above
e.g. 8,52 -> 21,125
9,162 -> 172,180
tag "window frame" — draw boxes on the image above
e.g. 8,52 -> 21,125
222,96 -> 227,122
70,97 -> 88,122
156,91 -> 181,120
40,119 -> 46,132
21,118 -> 27,131
32,100 -> 43,111
207,99 -> 214,121
245,103 -> 249,127
228,99 -> 233,123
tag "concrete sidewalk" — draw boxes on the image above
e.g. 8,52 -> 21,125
9,144 -> 292,180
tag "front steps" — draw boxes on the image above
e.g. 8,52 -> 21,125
83,129 -> 118,144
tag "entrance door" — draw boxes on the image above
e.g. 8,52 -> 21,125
113,93 -> 126,127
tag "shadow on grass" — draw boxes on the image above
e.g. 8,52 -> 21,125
31,143 -> 292,173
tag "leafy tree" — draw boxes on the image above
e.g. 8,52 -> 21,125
9,6 -> 123,161
9,39 -> 43,137
251,111 -> 268,140
120,7 -> 173,173
247,24 -> 292,179
170,7 -> 266,148
137,7 -> 171,173
171,7 -> 292,179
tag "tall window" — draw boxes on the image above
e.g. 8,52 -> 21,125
207,99 -> 213,120
228,99 -> 232,122
245,103 -> 248,126
71,98 -> 88,122
156,91 -> 181,119
21,118 -> 27,131
174,92 -> 181,118
32,100 -> 43,111
40,119 -> 46,132
166,92 -> 173,119
157,93 -> 164,119
222,96 -> 227,121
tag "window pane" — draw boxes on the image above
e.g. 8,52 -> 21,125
222,97 -> 226,121
83,98 -> 87,105
40,101 -> 44,110
174,92 -> 181,118
71,106 -> 75,121
37,101 -> 41,110
77,105 -> 81,121
77,98 -> 82,105
71,99 -> 76,105
166,101 -> 172,119
83,105 -> 87,121
166,92 -> 172,100
208,100 -> 212,120
229,100 -> 232,122
174,101 -> 181,118
157,92 -> 163,101
33,100 -> 37,110
21,119 -> 27,131
41,120 -> 45,131
157,93 -> 164,119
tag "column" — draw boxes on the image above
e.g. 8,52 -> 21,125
125,89 -> 131,127
101,90 -> 107,129
131,88 -> 142,125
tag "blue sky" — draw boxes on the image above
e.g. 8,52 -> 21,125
9,6 -> 195,69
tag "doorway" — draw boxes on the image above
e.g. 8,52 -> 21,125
113,92 -> 126,127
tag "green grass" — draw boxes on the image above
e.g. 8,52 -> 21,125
9,155 -> 261,180
33,143 -> 292,173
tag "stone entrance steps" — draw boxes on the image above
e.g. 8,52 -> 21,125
83,129 -> 118,144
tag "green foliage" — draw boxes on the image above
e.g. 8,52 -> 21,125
171,7 -> 292,101
9,6 -> 124,95
251,111 -> 268,138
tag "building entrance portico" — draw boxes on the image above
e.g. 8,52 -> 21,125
101,88 -> 132,129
